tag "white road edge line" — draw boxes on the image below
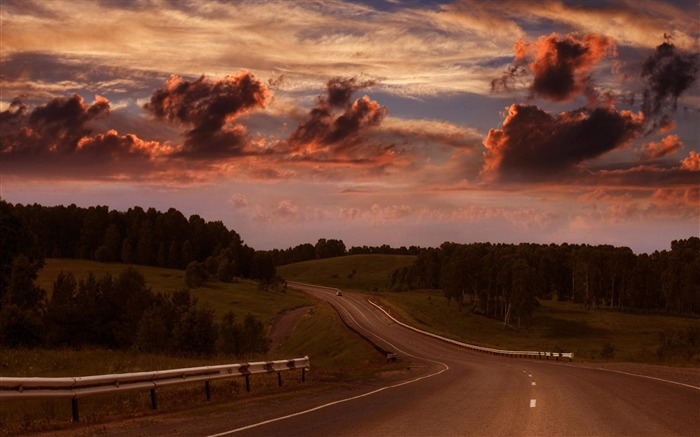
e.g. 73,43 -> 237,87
206,368 -> 448,436
207,283 -> 451,437
589,367 -> 700,391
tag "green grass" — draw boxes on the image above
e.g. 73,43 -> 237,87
374,291 -> 700,364
276,302 -> 388,380
37,258 -> 311,324
280,255 -> 700,365
0,258 -> 396,434
278,254 -> 415,291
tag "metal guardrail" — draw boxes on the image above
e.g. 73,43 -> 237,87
287,281 -> 573,361
0,356 -> 310,422
369,300 -> 574,361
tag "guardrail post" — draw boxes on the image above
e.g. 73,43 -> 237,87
71,398 -> 79,422
302,368 -> 306,382
245,374 -> 250,392
278,372 -> 283,387
150,389 -> 158,410
205,381 -> 211,401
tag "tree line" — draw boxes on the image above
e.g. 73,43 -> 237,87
1,263 -> 267,356
1,200 -> 278,286
269,239 -> 421,266
0,200 -> 271,354
389,239 -> 700,328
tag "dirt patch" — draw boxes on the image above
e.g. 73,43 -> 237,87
268,306 -> 313,351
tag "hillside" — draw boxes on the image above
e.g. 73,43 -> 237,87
279,255 -> 699,365
277,254 -> 416,291
37,259 -> 310,324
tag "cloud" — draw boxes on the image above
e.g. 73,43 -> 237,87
0,94 -> 178,180
284,77 -> 391,164
1,94 -> 108,155
493,0 -> 698,50
641,40 -> 699,125
144,72 -> 269,158
681,151 -> 700,171
482,104 -> 645,182
639,134 -> 683,161
229,193 -> 249,209
493,32 -> 615,102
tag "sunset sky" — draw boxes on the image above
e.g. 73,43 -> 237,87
1,0 -> 698,253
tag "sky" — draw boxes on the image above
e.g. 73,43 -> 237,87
1,0 -> 699,254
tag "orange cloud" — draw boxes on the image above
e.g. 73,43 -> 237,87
681,151 -> 700,171
482,104 -> 644,182
144,71 -> 269,158
493,32 -> 615,102
639,134 -> 683,161
283,77 -> 391,165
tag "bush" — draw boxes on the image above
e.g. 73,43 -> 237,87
600,341 -> 615,359
185,261 -> 209,288
657,326 -> 700,361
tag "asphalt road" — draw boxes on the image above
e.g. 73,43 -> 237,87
42,282 -> 699,437
202,282 -> 699,437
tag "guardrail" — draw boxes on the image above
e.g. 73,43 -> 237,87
369,300 -> 574,361
287,281 -> 573,362
0,356 -> 310,422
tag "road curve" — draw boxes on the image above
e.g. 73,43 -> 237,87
204,282 -> 699,437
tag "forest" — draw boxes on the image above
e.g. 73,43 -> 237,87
389,239 -> 700,328
1,200 -> 698,350
0,200 -> 271,353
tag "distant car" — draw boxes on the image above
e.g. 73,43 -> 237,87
336,290 -> 343,296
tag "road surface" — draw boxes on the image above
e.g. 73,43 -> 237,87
204,282 -> 698,437
41,282 -> 700,436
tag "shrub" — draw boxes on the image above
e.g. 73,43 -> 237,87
185,261 -> 209,288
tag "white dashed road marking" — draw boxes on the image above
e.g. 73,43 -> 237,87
530,399 -> 537,408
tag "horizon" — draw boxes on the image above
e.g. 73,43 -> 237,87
3,198 -> 692,255
1,0 -> 698,255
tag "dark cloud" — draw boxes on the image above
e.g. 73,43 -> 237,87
641,40 -> 698,124
492,33 -> 615,102
144,72 -> 269,158
325,77 -> 376,107
285,77 -> 389,163
0,95 -> 163,179
482,104 -> 645,182
1,94 -> 109,155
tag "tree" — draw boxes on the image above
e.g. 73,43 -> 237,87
250,252 -> 276,282
185,261 -> 209,288
240,313 -> 268,355
45,271 -> 82,346
217,259 -> 236,282
218,311 -> 241,355
173,306 -> 218,356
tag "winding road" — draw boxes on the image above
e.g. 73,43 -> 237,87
205,282 -> 699,437
46,282 -> 699,437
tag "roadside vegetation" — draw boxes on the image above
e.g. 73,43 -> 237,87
1,200 -> 697,433
280,253 -> 700,366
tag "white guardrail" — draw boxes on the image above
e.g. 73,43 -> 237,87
368,300 -> 574,361
287,281 -> 573,362
0,356 -> 310,422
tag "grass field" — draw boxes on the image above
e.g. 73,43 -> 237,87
280,255 -> 700,366
277,254 -> 416,291
373,291 -> 699,364
0,258 -> 393,434
36,258 -> 311,324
